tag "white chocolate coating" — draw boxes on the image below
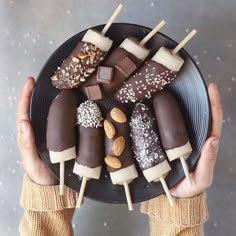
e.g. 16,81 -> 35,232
73,162 -> 102,179
110,164 -> 138,185
119,38 -> 150,61
82,29 -> 113,52
165,141 -> 192,162
49,146 -> 76,164
152,47 -> 184,72
143,160 -> 171,183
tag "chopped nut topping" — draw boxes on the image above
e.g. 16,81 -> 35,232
72,57 -> 80,63
78,52 -> 88,59
87,68 -> 95,74
51,42 -> 107,89
51,75 -> 58,81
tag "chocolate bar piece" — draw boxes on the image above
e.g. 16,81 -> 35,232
115,56 -> 137,77
85,85 -> 102,100
96,66 -> 113,84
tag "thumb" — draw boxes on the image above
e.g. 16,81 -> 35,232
194,136 -> 219,189
18,120 -> 39,162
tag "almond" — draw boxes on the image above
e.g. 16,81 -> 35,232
110,108 -> 127,123
112,136 -> 125,156
78,52 -> 88,59
104,120 -> 116,139
105,156 -> 122,169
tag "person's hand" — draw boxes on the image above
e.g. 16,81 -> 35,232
170,83 -> 223,198
17,77 -> 58,185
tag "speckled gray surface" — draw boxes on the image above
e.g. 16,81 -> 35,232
0,0 -> 235,235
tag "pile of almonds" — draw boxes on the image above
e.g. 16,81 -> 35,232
104,108 -> 127,169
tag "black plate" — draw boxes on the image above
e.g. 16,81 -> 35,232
30,23 -> 211,204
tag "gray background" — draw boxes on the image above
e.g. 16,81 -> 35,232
0,0 -> 235,235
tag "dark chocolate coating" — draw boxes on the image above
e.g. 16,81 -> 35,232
130,103 -> 167,170
52,41 -> 107,89
76,126 -> 104,168
115,60 -> 177,103
105,105 -> 135,173
46,90 -> 77,152
153,91 -> 189,150
81,48 -> 142,98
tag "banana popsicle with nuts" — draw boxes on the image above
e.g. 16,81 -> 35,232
104,105 -> 138,211
51,4 -> 124,89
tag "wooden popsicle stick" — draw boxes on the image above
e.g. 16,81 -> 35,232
123,182 -> 133,211
160,177 -> 175,207
60,161 -> 65,195
139,20 -> 166,46
101,4 -> 123,35
180,157 -> 192,185
76,177 -> 88,208
172,29 -> 197,55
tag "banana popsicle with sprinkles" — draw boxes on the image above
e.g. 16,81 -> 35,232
115,30 -> 197,103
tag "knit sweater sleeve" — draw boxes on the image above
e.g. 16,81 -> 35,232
19,175 -> 77,236
141,193 -> 208,236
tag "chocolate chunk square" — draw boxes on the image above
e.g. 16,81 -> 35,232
85,85 -> 102,100
97,66 -> 113,84
115,56 -> 137,77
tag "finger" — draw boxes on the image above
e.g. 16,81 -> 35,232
17,77 -> 35,124
208,83 -> 223,137
194,136 -> 219,189
18,120 -> 40,164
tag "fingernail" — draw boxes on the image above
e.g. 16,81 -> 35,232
20,122 -> 28,133
211,139 -> 219,152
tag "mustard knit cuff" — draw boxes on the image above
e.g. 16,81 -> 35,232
20,175 -> 78,211
141,193 -> 208,227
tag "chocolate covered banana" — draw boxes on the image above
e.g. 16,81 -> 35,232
47,90 -> 77,194
81,21 -> 166,100
153,91 -> 192,184
73,101 -> 104,207
104,105 -> 138,210
130,103 -> 174,206
116,30 -> 197,103
51,4 -> 124,89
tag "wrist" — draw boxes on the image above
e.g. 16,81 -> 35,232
26,168 -> 59,186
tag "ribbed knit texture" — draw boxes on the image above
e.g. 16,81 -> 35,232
19,209 -> 75,236
19,175 -> 208,236
20,175 -> 77,211
19,175 -> 77,236
141,193 -> 208,236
